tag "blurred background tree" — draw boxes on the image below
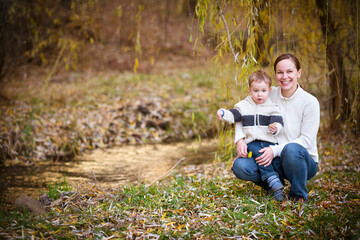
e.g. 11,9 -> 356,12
0,0 -> 201,89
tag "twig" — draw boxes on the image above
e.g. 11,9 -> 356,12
299,204 -> 306,216
43,43 -> 65,89
132,157 -> 185,197
91,171 -> 98,188
220,10 -> 239,64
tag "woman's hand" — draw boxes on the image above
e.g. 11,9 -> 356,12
236,139 -> 248,158
255,147 -> 274,167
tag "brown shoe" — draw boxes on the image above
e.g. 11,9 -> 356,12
292,195 -> 307,204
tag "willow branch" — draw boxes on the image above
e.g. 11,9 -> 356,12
132,157 -> 185,197
220,10 -> 239,64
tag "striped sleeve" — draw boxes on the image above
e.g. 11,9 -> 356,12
220,108 -> 242,124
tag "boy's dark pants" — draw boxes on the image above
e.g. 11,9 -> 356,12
247,140 -> 279,181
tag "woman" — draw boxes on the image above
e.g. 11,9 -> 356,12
232,53 -> 320,202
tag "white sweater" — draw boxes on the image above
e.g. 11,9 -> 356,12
235,85 -> 320,162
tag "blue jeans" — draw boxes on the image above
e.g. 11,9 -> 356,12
232,143 -> 318,199
247,141 -> 279,181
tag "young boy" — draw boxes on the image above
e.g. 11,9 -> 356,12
217,70 -> 285,201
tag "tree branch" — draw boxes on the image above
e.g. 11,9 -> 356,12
220,10 -> 239,64
132,157 -> 185,197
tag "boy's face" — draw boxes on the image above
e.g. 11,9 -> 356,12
249,80 -> 271,104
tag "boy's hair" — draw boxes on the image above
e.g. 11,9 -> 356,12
248,70 -> 272,87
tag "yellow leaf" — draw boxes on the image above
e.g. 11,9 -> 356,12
165,222 -> 176,226
281,220 -> 287,225
161,212 -> 166,220
178,224 -> 185,230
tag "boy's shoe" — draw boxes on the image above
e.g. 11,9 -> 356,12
267,175 -> 284,193
267,175 -> 284,201
273,189 -> 285,201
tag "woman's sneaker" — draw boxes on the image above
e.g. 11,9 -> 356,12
291,195 -> 307,204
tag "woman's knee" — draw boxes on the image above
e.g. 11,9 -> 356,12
281,143 -> 309,171
281,143 -> 306,159
231,158 -> 260,181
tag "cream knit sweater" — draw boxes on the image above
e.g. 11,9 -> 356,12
220,96 -> 283,144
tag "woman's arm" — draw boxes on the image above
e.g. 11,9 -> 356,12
234,121 -> 246,144
236,138 -> 248,158
234,122 -> 248,157
270,97 -> 320,157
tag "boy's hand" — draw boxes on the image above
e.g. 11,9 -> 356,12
217,109 -> 224,119
269,122 -> 278,135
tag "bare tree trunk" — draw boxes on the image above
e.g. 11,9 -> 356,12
315,0 -> 350,130
0,0 -> 9,81
183,0 -> 197,16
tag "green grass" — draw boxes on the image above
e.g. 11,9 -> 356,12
46,176 -> 72,200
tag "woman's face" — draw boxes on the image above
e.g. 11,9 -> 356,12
275,59 -> 301,97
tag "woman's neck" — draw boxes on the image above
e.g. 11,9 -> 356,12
281,85 -> 298,98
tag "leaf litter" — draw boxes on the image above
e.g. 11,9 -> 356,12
0,73 -> 217,166
1,132 -> 359,239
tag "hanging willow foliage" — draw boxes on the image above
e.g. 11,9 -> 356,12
195,0 -> 360,139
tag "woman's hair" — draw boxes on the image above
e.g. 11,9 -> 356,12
273,53 -> 301,72
248,70 -> 272,87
